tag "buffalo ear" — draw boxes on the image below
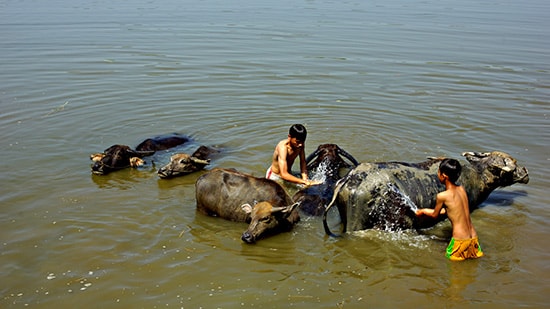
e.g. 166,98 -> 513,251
129,157 -> 145,167
501,157 -> 516,172
90,153 -> 105,162
241,203 -> 253,214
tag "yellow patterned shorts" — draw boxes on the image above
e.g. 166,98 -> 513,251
446,237 -> 484,261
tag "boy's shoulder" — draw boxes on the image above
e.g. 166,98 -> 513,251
437,189 -> 452,201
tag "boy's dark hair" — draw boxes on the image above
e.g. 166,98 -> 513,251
289,124 -> 307,141
439,158 -> 461,183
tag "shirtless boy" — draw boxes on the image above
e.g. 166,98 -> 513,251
416,158 -> 484,261
266,124 -> 319,187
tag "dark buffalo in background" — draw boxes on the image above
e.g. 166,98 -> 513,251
90,145 -> 152,175
292,144 -> 359,216
135,133 -> 190,152
90,133 -> 189,175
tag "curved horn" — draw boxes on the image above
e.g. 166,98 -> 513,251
323,176 -> 349,237
271,202 -> 300,213
191,157 -> 211,165
462,151 -> 491,158
337,147 -> 359,167
283,201 -> 301,213
305,147 -> 322,165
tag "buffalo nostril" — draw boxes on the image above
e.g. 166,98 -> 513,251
241,232 -> 255,244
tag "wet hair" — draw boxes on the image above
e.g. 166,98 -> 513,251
439,158 -> 461,184
289,124 -> 307,141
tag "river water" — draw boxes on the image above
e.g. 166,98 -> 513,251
1,0 -> 548,307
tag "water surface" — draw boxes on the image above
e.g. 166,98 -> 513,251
1,0 -> 548,307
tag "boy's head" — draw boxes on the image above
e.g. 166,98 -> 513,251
439,158 -> 461,184
289,124 -> 307,142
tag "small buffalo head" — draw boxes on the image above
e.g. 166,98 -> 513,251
91,145 -> 151,175
158,153 -> 210,178
462,151 -> 529,186
240,201 -> 300,244
157,146 -> 219,179
306,144 -> 359,181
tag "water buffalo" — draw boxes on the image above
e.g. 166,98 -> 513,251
90,145 -> 152,175
323,151 -> 529,236
195,168 -> 300,243
135,133 -> 189,152
157,146 -> 220,179
90,133 -> 190,175
292,144 -> 359,216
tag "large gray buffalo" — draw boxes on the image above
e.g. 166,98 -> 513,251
195,168 -> 300,243
323,151 -> 529,236
292,144 -> 359,216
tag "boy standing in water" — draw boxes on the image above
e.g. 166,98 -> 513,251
266,124 -> 319,187
416,158 -> 484,261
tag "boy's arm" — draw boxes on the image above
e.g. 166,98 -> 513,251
277,144 -> 307,185
299,148 -> 308,180
416,192 -> 446,218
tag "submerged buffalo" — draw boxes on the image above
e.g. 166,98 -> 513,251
195,168 -> 300,243
135,133 -> 189,152
90,133 -> 189,175
292,144 -> 359,215
158,146 -> 220,179
323,151 -> 529,236
90,145 -> 152,175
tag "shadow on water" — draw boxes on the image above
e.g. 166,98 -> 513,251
478,190 -> 528,208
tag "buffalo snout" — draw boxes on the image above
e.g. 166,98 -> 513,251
241,231 -> 255,244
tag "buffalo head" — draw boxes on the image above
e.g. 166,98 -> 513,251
90,145 -> 152,175
306,144 -> 359,181
462,151 -> 529,186
293,144 -> 359,216
240,201 -> 300,243
157,146 -> 219,179
158,153 -> 210,178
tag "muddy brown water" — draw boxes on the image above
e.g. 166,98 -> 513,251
1,0 -> 548,307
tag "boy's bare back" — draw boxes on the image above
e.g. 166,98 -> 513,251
416,158 -> 483,260
436,184 -> 477,240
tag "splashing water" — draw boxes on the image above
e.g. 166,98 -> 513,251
352,229 -> 432,250
386,182 -> 419,212
310,160 -> 329,183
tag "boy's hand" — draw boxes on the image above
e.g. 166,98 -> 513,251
304,180 -> 322,187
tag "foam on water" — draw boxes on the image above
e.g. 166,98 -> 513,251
351,229 -> 432,250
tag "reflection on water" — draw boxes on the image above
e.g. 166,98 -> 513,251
446,262 -> 479,302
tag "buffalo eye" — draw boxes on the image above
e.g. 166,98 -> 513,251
260,216 -> 272,224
